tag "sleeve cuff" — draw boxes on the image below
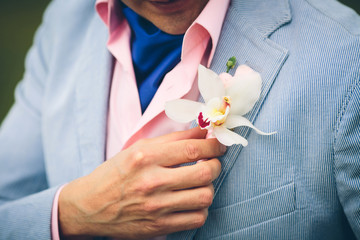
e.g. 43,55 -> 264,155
51,184 -> 67,240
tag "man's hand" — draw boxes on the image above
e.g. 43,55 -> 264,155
58,127 -> 225,239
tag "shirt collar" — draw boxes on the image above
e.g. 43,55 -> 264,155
189,0 -> 230,65
95,0 -> 230,66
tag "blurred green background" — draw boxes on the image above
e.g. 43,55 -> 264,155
0,0 -> 360,123
0,0 -> 49,123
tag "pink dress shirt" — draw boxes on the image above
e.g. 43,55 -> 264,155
51,0 -> 229,238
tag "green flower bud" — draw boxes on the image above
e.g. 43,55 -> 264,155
226,56 -> 237,73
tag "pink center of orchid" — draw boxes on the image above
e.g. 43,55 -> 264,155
197,112 -> 211,129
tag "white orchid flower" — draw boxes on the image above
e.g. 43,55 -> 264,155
165,64 -> 275,146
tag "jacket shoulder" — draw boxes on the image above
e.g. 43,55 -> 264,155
43,0 -> 97,25
304,0 -> 360,36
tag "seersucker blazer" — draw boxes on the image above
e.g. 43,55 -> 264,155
0,0 -> 360,239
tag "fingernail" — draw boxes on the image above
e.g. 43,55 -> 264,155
220,144 -> 227,153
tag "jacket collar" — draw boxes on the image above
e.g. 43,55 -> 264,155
231,0 -> 291,37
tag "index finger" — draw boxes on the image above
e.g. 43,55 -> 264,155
147,127 -> 208,145
155,138 -> 226,167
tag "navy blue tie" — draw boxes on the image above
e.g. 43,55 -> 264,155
122,5 -> 184,113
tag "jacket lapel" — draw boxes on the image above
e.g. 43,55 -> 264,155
169,0 -> 291,239
73,15 -> 113,176
210,0 -> 291,200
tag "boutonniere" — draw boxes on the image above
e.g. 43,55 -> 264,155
165,57 -> 276,146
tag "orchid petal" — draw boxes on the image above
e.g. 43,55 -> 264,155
206,97 -> 222,110
225,115 -> 276,135
226,65 -> 262,115
213,126 -> 248,146
198,65 -> 225,102
234,64 -> 258,77
165,99 -> 203,123
219,72 -> 233,88
202,97 -> 221,117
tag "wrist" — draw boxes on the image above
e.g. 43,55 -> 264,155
58,179 -> 89,237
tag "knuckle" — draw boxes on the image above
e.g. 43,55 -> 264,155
185,143 -> 200,161
128,150 -> 150,169
143,201 -> 161,214
144,218 -> 165,232
137,176 -> 164,194
199,164 -> 213,184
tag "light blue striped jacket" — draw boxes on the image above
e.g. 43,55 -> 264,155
0,0 -> 360,239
